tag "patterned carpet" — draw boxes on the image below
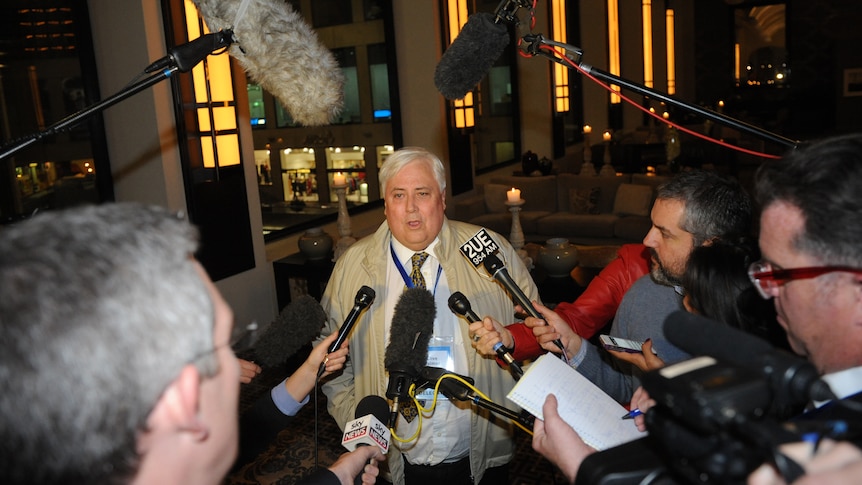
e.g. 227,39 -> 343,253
226,353 -> 566,484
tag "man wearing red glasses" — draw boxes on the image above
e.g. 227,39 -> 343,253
748,134 -> 862,484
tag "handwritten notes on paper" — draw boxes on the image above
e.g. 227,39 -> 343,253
507,353 -> 645,450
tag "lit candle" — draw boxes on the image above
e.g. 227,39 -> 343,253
507,187 -> 521,202
717,100 -> 725,113
333,172 -> 346,186
662,111 -> 670,120
583,125 -> 592,134
602,131 -> 612,142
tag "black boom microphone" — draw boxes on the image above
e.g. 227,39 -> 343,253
434,12 -> 510,100
448,291 -> 523,379
664,310 -> 836,407
384,288 -> 437,428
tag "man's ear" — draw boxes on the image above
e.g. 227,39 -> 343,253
150,364 -> 208,440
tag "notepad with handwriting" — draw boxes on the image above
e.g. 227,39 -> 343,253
506,353 -> 645,450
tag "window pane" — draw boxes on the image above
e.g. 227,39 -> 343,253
248,83 -> 266,127
332,47 -> 360,124
312,0 -> 353,27
368,44 -> 391,121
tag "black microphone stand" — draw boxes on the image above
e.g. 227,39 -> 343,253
520,34 -> 800,151
0,30 -> 234,161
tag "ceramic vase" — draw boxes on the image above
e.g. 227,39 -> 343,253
538,238 -> 579,277
298,227 -> 333,260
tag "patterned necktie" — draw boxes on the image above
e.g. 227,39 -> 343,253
410,252 -> 429,289
399,251 -> 429,423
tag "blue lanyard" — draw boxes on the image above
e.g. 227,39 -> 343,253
390,241 -> 442,296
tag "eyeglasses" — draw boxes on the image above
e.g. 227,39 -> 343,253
747,260 -> 862,299
189,321 -> 258,365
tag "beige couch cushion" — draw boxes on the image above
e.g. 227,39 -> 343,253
567,187 -> 601,214
483,183 -> 511,213
556,174 -> 630,214
490,175 -> 557,212
613,183 -> 654,216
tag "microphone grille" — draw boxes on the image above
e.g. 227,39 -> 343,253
355,395 -> 390,422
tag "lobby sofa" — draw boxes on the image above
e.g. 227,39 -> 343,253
451,173 -> 670,246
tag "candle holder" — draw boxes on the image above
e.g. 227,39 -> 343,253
505,199 -> 533,270
332,182 -> 356,261
582,132 -> 596,176
600,139 -> 616,176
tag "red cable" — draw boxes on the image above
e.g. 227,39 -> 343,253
538,44 -> 782,160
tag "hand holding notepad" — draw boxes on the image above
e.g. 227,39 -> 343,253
506,353 -> 645,450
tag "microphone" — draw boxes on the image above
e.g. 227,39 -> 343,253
434,12 -> 510,100
448,291 -> 523,379
417,366 -> 535,430
329,286 -> 376,353
384,288 -> 436,428
145,30 -> 235,73
190,0 -> 345,126
318,286 -> 376,377
482,253 -> 568,357
253,294 -> 326,368
664,311 -> 836,407
342,395 -> 391,454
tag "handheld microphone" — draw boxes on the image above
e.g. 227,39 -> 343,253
482,254 -> 568,357
664,311 -> 836,407
384,288 -> 436,428
191,0 -> 345,126
434,12 -> 510,100
253,295 -> 326,368
329,286 -> 375,353
342,395 -> 391,454
317,286 -> 375,377
448,291 -> 523,379
418,367 -> 535,430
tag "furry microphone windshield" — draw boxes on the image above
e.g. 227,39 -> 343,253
191,0 -> 344,126
434,12 -> 510,100
253,294 -> 327,367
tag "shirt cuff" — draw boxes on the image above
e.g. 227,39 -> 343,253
270,378 -> 310,416
569,340 -> 589,369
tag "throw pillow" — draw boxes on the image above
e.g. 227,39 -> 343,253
483,183 -> 511,213
568,187 -> 601,214
613,183 -> 654,216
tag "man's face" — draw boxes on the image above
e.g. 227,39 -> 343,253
759,201 -> 862,374
384,160 -> 446,251
642,198 -> 695,286
193,262 -> 241,479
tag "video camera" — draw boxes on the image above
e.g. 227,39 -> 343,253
575,312 -> 857,485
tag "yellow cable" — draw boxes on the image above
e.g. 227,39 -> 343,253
389,373 -> 533,440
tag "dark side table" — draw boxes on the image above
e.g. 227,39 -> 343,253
272,252 -> 334,310
530,264 -> 585,306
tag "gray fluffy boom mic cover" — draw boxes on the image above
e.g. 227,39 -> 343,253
192,0 -> 344,126
254,294 -> 327,367
434,12 -> 510,100
384,288 -> 436,375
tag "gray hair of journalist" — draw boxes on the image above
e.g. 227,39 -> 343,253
755,133 -> 862,267
656,169 -> 753,248
378,146 -> 447,195
0,203 -> 216,483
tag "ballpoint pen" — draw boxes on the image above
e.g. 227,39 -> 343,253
621,408 -> 642,420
